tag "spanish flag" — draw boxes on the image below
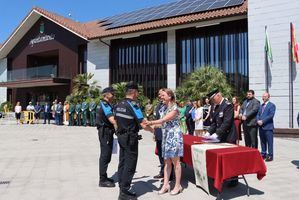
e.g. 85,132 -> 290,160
291,22 -> 299,63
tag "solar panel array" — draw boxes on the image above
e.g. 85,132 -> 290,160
102,0 -> 244,29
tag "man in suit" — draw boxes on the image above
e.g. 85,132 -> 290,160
185,100 -> 196,135
43,102 -> 51,124
239,90 -> 260,148
257,92 -> 276,162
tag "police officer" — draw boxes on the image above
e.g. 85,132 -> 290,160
206,88 -> 238,186
206,88 -> 237,143
68,103 -> 75,126
96,87 -> 117,188
114,82 -> 146,200
81,101 -> 89,126
89,100 -> 97,126
75,103 -> 82,126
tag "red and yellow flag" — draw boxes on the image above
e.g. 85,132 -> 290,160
291,22 -> 299,63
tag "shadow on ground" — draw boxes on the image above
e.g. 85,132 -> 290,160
291,160 -> 299,169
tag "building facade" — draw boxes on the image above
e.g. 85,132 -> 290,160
0,0 -> 298,128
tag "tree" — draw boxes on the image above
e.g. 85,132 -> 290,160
175,66 -> 233,101
66,73 -> 101,104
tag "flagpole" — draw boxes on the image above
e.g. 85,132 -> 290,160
289,22 -> 294,128
265,26 -> 269,92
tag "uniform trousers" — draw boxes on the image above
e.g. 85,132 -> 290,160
156,140 -> 164,175
117,133 -> 138,192
259,129 -> 273,158
186,117 -> 195,135
99,127 -> 114,181
243,124 -> 258,148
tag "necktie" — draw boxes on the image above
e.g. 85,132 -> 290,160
261,104 -> 266,114
262,103 -> 266,114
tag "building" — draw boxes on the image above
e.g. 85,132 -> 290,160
0,0 -> 298,128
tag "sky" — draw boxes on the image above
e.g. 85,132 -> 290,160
0,0 -> 176,44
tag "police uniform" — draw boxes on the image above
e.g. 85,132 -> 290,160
207,89 -> 238,187
114,82 -> 143,200
96,87 -> 116,187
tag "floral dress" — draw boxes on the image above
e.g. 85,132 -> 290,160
161,103 -> 184,159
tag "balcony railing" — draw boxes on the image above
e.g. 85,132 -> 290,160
7,65 -> 58,82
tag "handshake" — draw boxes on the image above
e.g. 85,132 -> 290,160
202,132 -> 220,142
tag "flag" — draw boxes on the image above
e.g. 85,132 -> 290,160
291,22 -> 299,63
265,26 -> 273,66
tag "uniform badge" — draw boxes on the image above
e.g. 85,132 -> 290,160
219,112 -> 223,118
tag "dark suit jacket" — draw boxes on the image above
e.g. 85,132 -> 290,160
154,102 -> 164,141
208,99 -> 237,143
43,105 -> 51,113
256,102 -> 276,131
240,98 -> 260,126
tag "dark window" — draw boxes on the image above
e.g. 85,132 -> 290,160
110,32 -> 167,99
78,45 -> 87,74
176,20 -> 248,96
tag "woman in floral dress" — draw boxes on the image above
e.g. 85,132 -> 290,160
146,88 -> 183,195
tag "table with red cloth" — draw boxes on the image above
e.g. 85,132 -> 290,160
182,135 -> 267,192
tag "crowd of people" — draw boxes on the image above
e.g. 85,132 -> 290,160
13,99 -> 98,126
11,82 -> 277,200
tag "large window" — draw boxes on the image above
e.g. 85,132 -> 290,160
176,20 -> 248,96
110,33 -> 167,99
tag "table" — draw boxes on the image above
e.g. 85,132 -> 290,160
182,135 -> 267,193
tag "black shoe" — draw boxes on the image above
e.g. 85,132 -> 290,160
265,156 -> 273,162
99,180 -> 115,187
261,155 -> 267,160
154,174 -> 164,179
106,177 -> 115,183
118,190 -> 137,200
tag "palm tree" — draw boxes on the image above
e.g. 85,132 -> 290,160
66,73 -> 101,104
176,66 -> 233,101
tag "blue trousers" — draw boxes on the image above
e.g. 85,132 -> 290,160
259,128 -> 273,158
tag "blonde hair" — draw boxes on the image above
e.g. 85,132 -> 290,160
162,88 -> 176,101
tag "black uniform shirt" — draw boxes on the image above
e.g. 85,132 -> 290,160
96,100 -> 114,129
114,98 -> 144,133
208,98 -> 235,142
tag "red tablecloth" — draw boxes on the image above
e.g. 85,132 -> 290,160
182,135 -> 267,191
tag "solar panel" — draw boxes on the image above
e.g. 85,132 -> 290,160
103,0 -> 244,29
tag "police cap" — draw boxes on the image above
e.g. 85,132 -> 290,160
125,81 -> 139,91
102,87 -> 115,94
207,88 -> 219,101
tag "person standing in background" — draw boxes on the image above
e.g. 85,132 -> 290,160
232,96 -> 242,143
43,102 -> 51,124
194,100 -> 204,136
68,103 -> 75,126
75,103 -> 82,126
56,102 -> 63,125
63,101 -> 70,125
178,101 -> 187,134
89,100 -> 97,126
239,90 -> 260,148
203,97 -> 211,132
81,101 -> 89,126
257,92 -> 276,162
14,102 -> 22,124
34,102 -> 42,124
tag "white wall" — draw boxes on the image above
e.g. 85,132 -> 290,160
167,30 -> 176,90
87,40 -> 110,89
248,0 -> 299,128
0,58 -> 7,104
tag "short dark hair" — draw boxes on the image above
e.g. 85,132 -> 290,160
247,90 -> 255,95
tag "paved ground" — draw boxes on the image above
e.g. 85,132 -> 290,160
0,123 -> 298,200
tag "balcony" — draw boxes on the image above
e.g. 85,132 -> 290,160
0,65 -> 70,88
7,65 -> 58,82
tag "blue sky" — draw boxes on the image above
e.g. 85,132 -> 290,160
0,0 -> 175,44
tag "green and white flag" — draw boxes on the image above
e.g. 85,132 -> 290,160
265,26 -> 273,65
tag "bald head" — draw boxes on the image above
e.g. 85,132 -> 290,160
262,92 -> 270,103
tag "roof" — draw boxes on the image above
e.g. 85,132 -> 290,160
0,0 -> 247,58
33,0 -> 247,39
